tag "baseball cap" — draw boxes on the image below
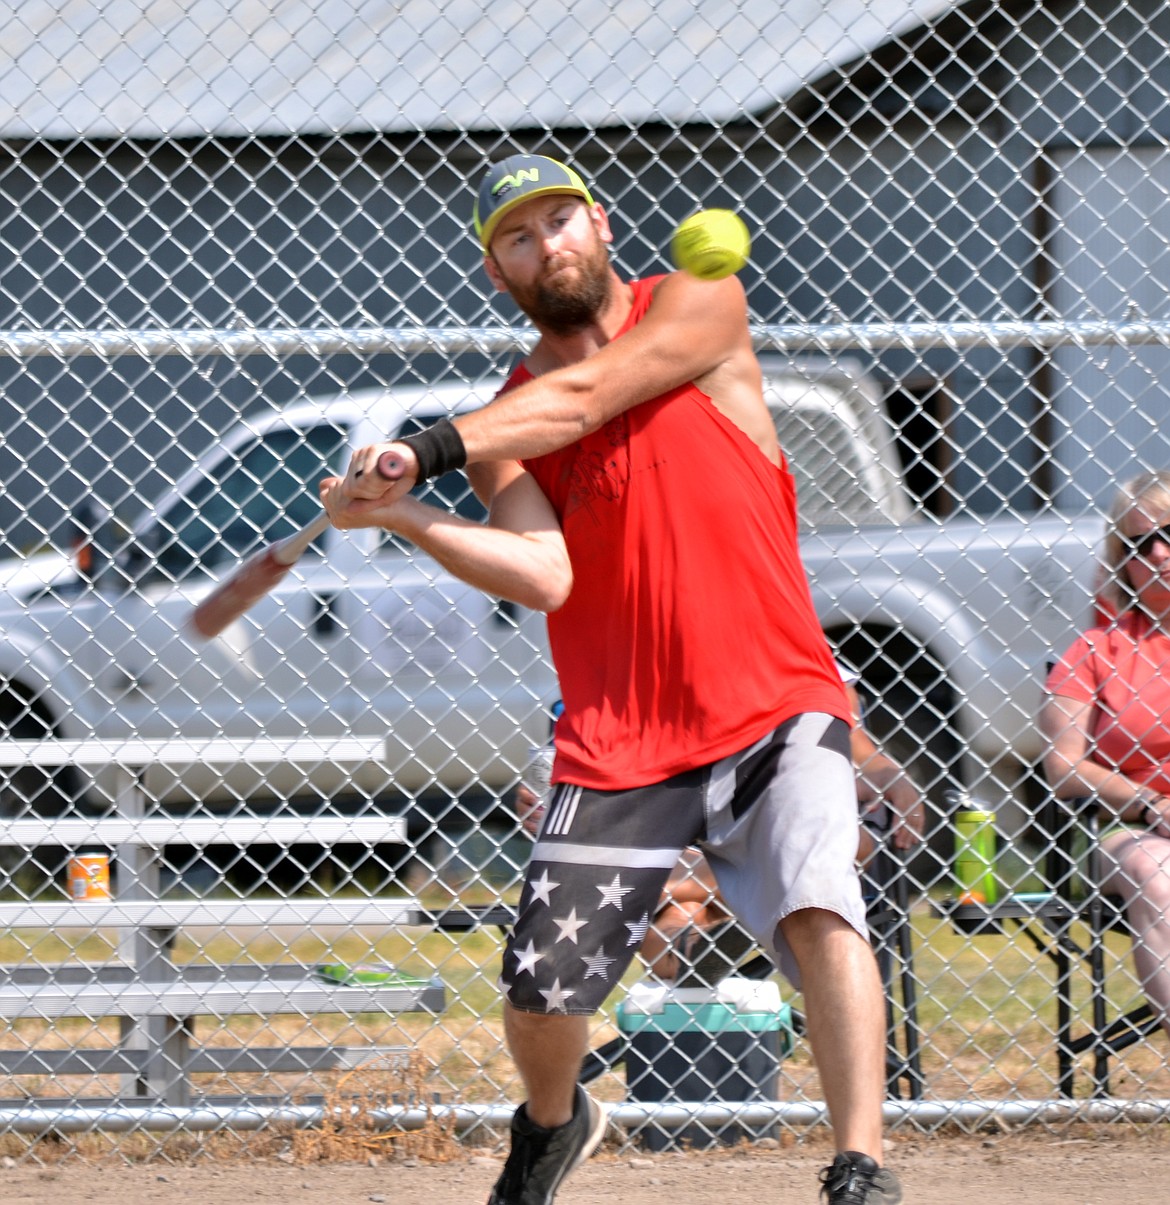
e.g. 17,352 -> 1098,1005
473,154 -> 595,250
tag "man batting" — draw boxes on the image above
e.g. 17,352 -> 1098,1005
321,154 -> 902,1205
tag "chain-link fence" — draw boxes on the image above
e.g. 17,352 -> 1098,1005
2,0 -> 1170,1158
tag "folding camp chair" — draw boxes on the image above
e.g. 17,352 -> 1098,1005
1043,793 -> 1162,1097
937,787 -> 1162,1099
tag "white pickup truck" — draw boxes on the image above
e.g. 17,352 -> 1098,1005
0,356 -> 1103,850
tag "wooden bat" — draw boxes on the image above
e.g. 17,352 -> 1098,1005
187,450 -> 411,640
188,512 -> 333,639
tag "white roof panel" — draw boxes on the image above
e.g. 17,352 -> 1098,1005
1,1 -> 954,140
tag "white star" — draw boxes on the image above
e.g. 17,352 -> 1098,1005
539,978 -> 575,1012
625,912 -> 651,947
512,939 -> 540,977
553,907 -> 588,945
596,874 -> 634,910
582,946 -> 616,979
529,868 -> 560,907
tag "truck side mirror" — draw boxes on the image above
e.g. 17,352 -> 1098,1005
69,500 -> 114,586
70,501 -> 147,593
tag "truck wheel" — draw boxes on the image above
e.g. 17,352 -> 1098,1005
0,688 -> 82,898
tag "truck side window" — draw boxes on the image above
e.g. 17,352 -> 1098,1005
147,424 -> 349,582
771,396 -> 897,528
777,405 -> 872,528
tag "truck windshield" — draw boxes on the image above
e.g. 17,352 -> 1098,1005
147,424 -> 350,582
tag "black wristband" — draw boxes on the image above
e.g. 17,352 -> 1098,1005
399,418 -> 467,481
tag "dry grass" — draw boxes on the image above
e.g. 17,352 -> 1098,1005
291,1050 -> 460,1164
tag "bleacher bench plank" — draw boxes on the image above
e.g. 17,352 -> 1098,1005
0,975 -> 445,1020
0,897 -> 426,930
0,736 -> 387,769
0,816 -> 406,847
0,1044 -> 408,1077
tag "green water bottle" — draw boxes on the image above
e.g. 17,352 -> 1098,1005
951,792 -> 998,905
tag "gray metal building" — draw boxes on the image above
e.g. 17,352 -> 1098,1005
0,0 -> 1167,550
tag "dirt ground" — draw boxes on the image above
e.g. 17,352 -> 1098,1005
2,1128 -> 1169,1204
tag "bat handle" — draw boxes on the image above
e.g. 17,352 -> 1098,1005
377,448 -> 411,481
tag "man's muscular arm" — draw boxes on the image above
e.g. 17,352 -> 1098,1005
340,272 -> 759,499
456,272 -> 753,459
319,459 -> 571,612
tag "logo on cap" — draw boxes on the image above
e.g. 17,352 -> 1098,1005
474,154 -> 594,250
492,168 -> 541,198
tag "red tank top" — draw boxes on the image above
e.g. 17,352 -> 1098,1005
509,276 -> 848,789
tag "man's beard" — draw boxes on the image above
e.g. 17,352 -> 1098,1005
501,242 -> 613,334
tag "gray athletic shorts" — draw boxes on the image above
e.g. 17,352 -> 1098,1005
500,712 -> 867,1015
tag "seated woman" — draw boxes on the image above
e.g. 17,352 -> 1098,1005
516,671 -> 925,983
1041,469 -> 1170,1031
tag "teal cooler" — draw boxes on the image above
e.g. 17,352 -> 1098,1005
617,977 -> 793,1150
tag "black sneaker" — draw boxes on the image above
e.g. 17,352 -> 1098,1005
819,1150 -> 903,1204
486,1085 -> 606,1204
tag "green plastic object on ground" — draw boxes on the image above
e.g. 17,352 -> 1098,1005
313,963 -> 428,987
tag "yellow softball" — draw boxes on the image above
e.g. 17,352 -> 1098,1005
670,209 -> 751,280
